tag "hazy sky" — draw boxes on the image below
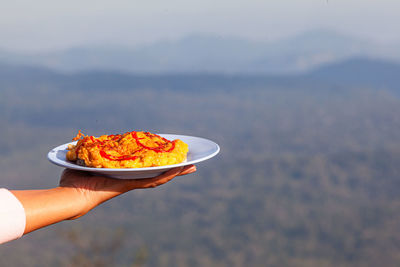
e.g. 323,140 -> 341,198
1,0 -> 399,52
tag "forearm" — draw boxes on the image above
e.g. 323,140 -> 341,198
10,187 -> 84,234
8,165 -> 195,237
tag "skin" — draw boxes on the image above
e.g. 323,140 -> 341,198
10,165 -> 196,235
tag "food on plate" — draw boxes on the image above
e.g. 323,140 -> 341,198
66,130 -> 189,168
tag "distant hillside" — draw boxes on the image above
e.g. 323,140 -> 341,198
0,30 -> 397,74
307,58 -> 400,91
1,57 -> 399,94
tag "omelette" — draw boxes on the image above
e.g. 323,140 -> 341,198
66,130 -> 188,168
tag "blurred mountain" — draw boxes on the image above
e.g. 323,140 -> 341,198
307,58 -> 400,90
0,30 -> 398,74
1,57 -> 399,94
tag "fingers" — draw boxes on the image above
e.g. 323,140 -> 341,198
130,164 -> 196,189
131,167 -> 180,189
60,164 -> 197,192
177,164 -> 196,176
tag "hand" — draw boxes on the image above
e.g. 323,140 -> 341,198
59,165 -> 196,219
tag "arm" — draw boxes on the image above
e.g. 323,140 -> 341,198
10,165 -> 196,235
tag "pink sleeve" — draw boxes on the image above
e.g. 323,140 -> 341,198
0,188 -> 26,244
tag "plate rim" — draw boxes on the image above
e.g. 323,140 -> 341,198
47,133 -> 220,173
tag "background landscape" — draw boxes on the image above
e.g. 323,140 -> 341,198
1,1 -> 400,266
1,30 -> 400,265
1,30 -> 400,74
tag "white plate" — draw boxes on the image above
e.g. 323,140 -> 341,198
48,134 -> 220,179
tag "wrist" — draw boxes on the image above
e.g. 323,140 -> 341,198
54,186 -> 90,220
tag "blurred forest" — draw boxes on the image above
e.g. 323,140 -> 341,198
1,60 -> 400,266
